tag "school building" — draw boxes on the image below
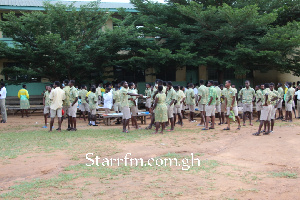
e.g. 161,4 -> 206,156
0,0 -> 299,96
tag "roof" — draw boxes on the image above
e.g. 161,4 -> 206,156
0,0 -> 138,12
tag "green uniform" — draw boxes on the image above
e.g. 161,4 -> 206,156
198,85 -> 208,105
155,93 -> 168,122
270,90 -> 279,106
185,88 -> 195,105
120,87 -> 129,107
44,91 -> 51,106
240,87 -> 255,104
166,87 -> 176,105
215,86 -> 221,105
176,90 -> 185,106
225,86 -> 237,107
113,90 -> 121,103
88,92 -> 97,110
255,90 -> 263,103
79,89 -> 88,103
262,88 -> 271,105
63,86 -> 71,107
128,89 -> 137,107
207,86 -> 217,105
285,88 -> 294,104
277,87 -> 284,99
69,86 -> 78,104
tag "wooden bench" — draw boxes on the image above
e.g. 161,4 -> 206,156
5,95 -> 44,115
99,112 -> 151,126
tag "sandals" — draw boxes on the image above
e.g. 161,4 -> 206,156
223,127 -> 230,130
202,128 -> 209,130
209,127 -> 215,129
145,126 -> 152,130
237,126 -> 241,130
252,132 -> 260,136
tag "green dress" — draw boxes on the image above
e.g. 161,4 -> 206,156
155,93 -> 168,123
18,89 -> 30,109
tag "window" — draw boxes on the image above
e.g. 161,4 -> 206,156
156,65 -> 176,81
113,65 -> 145,82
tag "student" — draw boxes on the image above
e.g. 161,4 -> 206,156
295,84 -> 300,118
87,87 -> 98,126
203,80 -> 217,130
284,82 -> 294,122
269,83 -> 279,133
128,83 -> 139,129
68,80 -> 79,131
255,85 -> 263,122
145,83 -> 152,112
79,85 -> 89,121
49,81 -> 66,132
62,79 -> 71,128
174,85 -> 185,126
119,81 -> 143,133
96,83 -> 102,105
0,82 -> 7,123
240,80 -> 255,126
112,84 -> 121,124
214,81 -> 222,125
42,86 -> 52,128
103,87 -> 113,114
18,84 -> 30,118
152,85 -> 168,134
186,83 -> 196,122
224,80 -> 241,130
220,84 -> 226,124
291,84 -> 297,118
197,80 -> 207,125
179,86 -> 187,119
276,83 -> 284,119
165,81 -> 177,131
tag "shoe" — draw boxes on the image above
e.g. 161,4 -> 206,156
190,120 -> 196,123
42,126 -> 47,128
93,124 -> 98,126
70,128 -> 77,131
67,127 -> 72,131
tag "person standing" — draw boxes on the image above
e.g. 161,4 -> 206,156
119,81 -> 143,133
240,80 -> 255,126
269,83 -> 279,133
145,83 -> 152,112
255,85 -> 263,122
285,82 -> 294,122
68,80 -> 79,131
0,82 -> 7,123
103,87 -> 113,114
153,85 -> 168,134
203,80 -> 217,130
295,84 -> 300,118
214,81 -> 222,125
276,83 -> 284,119
165,81 -> 177,131
62,79 -> 71,128
18,84 -> 30,118
186,83 -> 196,122
197,80 -> 207,126
42,85 -> 52,128
49,81 -> 66,132
224,80 -> 241,130
112,84 -> 121,124
220,84 -> 226,124
87,87 -> 98,126
78,85 -> 89,121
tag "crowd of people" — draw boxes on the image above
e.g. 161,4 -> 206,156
0,79 -> 300,135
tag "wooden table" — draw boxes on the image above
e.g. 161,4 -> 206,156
100,113 -> 151,126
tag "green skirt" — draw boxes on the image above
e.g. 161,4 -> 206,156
20,99 -> 30,109
155,103 -> 168,123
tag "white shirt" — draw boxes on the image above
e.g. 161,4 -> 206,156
49,87 -> 66,110
194,88 -> 198,95
103,92 -> 113,109
0,87 -> 7,99
295,90 -> 300,100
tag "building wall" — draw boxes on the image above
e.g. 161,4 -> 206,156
254,70 -> 300,85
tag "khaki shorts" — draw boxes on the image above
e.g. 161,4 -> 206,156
173,104 -> 181,114
277,99 -> 283,109
260,105 -> 272,121
199,104 -> 206,112
44,106 -> 50,114
187,104 -> 195,112
286,103 -> 293,111
122,106 -> 131,120
270,105 -> 276,120
226,106 -> 238,116
90,109 -> 96,115
243,103 -> 253,112
50,108 -> 62,118
79,103 -> 89,112
221,102 -> 226,112
69,102 -> 78,118
206,105 -> 215,116
114,102 -> 121,112
256,102 -> 262,111
145,98 -> 152,108
181,103 -> 185,111
130,106 -> 138,116
63,106 -> 70,117
167,104 -> 174,118
215,103 -> 221,113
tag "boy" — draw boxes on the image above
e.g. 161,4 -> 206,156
174,85 -> 184,126
214,81 -> 222,125
165,81 -> 177,131
203,80 -> 217,130
87,87 -> 98,126
240,80 -> 255,126
186,83 -> 196,122
68,80 -> 79,131
42,85 -> 52,128
197,80 -> 207,125
285,82 -> 294,122
113,84 -> 121,124
62,79 -> 71,127
79,85 -> 89,121
103,87 -> 113,114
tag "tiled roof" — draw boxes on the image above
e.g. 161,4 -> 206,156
0,0 -> 136,10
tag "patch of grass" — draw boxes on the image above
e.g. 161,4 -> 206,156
268,171 -> 297,179
0,128 -> 151,159
235,188 -> 259,193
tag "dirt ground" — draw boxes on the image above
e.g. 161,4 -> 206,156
0,112 -> 300,199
